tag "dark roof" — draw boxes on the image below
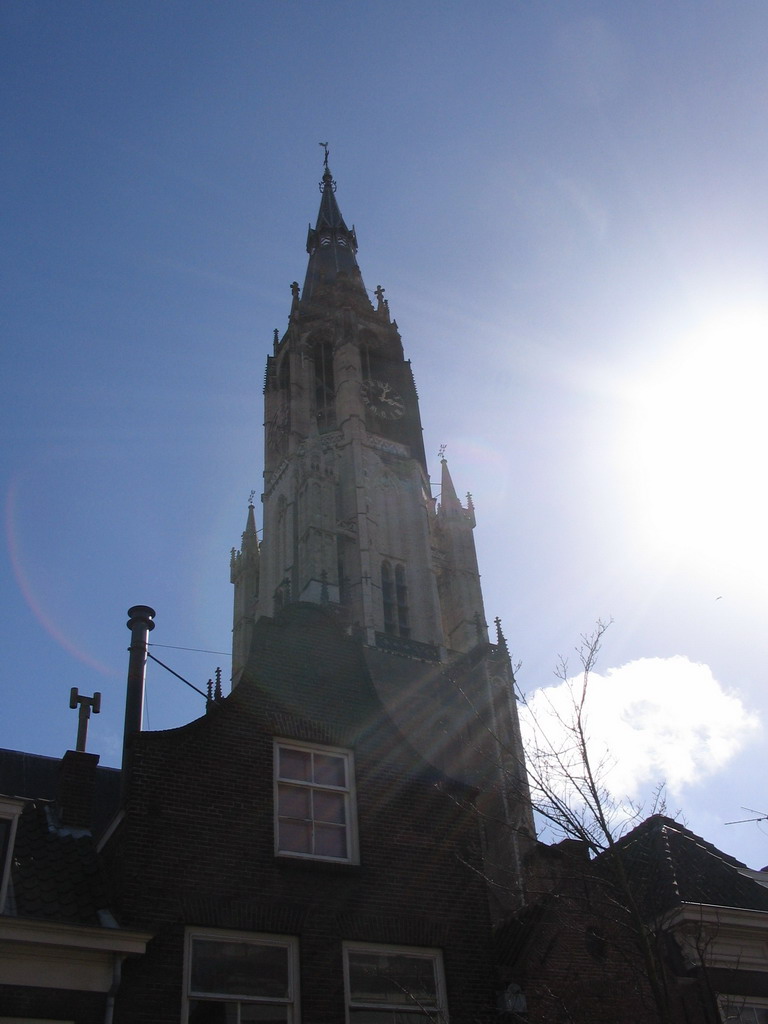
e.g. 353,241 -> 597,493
10,799 -> 112,926
0,747 -> 121,835
609,814 -> 768,918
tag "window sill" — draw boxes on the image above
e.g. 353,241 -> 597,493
274,855 -> 363,876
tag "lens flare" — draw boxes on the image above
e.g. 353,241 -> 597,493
623,304 -> 768,586
5,473 -> 117,677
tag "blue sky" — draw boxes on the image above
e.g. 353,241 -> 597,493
2,1 -> 767,868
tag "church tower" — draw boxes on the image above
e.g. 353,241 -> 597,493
231,157 -> 535,906
232,156 -> 488,677
85,161 -> 534,1019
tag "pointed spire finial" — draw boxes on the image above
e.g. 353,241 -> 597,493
373,284 -> 391,321
438,452 -> 463,517
248,489 -> 256,507
495,616 -> 509,656
289,281 -> 301,322
318,143 -> 336,192
438,443 -> 447,462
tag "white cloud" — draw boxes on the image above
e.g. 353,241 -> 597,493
521,656 -> 761,803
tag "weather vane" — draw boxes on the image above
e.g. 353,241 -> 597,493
319,141 -> 329,169
438,443 -> 447,460
248,489 -> 256,506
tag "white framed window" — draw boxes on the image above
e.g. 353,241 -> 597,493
0,795 -> 24,913
343,941 -> 448,1022
183,929 -> 299,1023
720,997 -> 768,1023
274,740 -> 358,863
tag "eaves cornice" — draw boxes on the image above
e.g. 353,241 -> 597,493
0,914 -> 152,955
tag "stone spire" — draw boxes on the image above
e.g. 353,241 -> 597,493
241,500 -> 259,557
438,457 -> 464,518
301,154 -> 368,308
230,497 -> 260,684
435,457 -> 487,651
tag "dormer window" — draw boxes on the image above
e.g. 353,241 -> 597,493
0,795 -> 24,913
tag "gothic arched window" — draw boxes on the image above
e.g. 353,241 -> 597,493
360,336 -> 387,386
274,576 -> 290,615
381,561 -> 410,638
381,561 -> 395,635
313,341 -> 336,432
395,564 -> 410,639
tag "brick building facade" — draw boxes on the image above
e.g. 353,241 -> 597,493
106,604 -> 501,1022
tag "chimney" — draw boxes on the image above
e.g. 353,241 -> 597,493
122,605 -> 156,776
57,749 -> 99,830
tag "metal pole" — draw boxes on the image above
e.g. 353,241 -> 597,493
122,605 -> 156,776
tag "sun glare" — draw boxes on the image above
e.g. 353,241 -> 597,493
624,305 -> 768,585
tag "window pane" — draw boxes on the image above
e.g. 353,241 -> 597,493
191,940 -> 289,999
188,1000 -> 232,1023
392,955 -> 437,1004
350,956 -> 385,1002
279,747 -> 311,781
278,783 -> 311,819
314,790 -> 346,824
278,819 -> 313,854
189,1001 -> 289,1024
315,822 -> 348,858
724,1008 -> 768,1024
349,952 -> 437,1007
313,753 -> 346,787
241,1006 -> 290,1023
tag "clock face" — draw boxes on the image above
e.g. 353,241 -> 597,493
361,378 -> 405,420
